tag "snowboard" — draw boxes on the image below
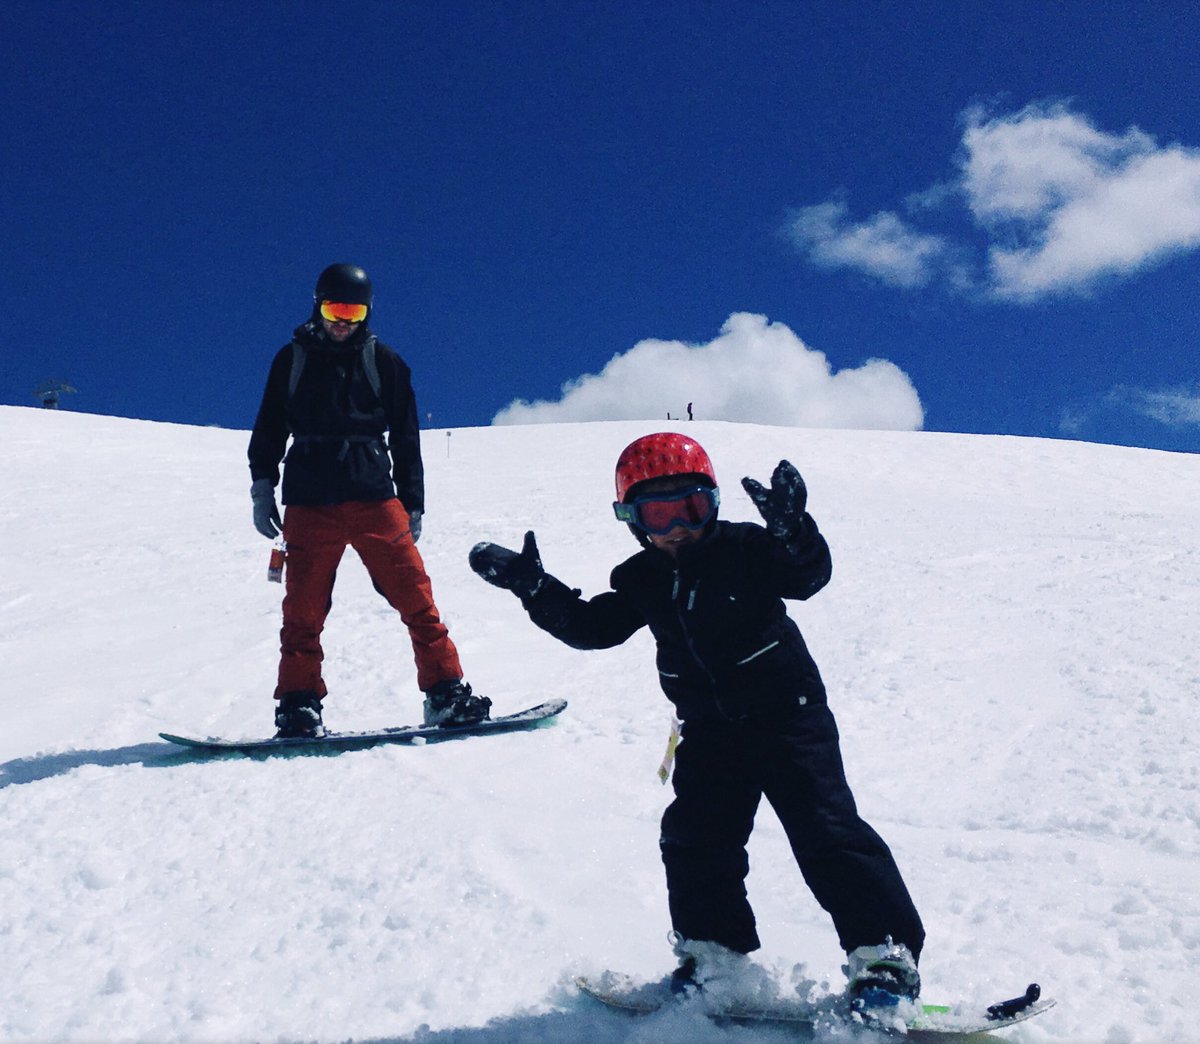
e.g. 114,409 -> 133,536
576,972 -> 1054,1038
159,699 -> 567,754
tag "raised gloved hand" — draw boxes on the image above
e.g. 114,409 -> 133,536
251,479 -> 283,539
741,460 -> 808,540
469,530 -> 547,599
408,509 -> 423,544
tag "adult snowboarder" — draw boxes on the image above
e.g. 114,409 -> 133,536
468,432 -> 924,1010
248,263 -> 490,738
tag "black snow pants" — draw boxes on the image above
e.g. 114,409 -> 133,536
659,703 -> 925,960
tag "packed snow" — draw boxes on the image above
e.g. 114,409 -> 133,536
1,406 -> 1198,1043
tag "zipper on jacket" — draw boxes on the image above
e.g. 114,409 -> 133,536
736,640 -> 780,666
672,569 -> 739,721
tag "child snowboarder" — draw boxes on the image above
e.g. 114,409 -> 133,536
468,432 -> 924,1010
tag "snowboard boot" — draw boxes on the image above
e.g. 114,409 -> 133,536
670,954 -> 700,995
274,690 -> 324,738
846,939 -> 921,1012
422,679 -> 492,727
667,932 -> 767,999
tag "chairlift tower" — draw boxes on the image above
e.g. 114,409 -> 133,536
34,380 -> 77,409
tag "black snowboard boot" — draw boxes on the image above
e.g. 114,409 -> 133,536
422,679 -> 492,727
669,955 -> 699,995
275,690 -> 324,738
666,932 -> 760,996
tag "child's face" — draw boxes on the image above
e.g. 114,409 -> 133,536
633,476 -> 714,558
647,524 -> 705,557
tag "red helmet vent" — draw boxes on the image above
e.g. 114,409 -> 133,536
614,433 -> 717,503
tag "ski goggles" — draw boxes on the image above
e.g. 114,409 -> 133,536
319,300 -> 369,323
613,484 -> 720,535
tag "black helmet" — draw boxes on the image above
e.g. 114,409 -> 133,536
314,263 -> 373,306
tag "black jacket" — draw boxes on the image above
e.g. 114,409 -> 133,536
524,519 -> 832,723
247,321 -> 424,510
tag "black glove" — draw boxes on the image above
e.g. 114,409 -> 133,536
408,509 -> 423,544
251,479 -> 283,539
741,460 -> 808,540
469,530 -> 547,599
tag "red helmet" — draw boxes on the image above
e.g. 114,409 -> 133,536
614,433 -> 717,503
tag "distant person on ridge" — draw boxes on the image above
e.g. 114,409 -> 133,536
247,263 -> 490,738
468,432 -> 924,1012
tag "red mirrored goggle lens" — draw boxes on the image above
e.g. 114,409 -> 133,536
614,486 -> 719,535
319,300 -> 369,323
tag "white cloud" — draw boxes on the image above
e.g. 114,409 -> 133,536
788,100 -> 1200,301
1113,385 -> 1200,426
786,199 -> 950,288
959,102 -> 1153,223
492,312 -> 924,430
1060,384 -> 1200,436
963,103 -> 1200,298
1057,405 -> 1088,437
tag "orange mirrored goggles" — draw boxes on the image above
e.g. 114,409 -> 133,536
319,300 -> 369,323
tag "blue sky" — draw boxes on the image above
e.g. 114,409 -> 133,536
4,0 -> 1199,452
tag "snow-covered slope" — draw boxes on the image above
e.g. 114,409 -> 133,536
2,406 -> 1198,1042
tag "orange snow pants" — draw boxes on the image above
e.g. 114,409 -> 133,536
276,498 -> 462,699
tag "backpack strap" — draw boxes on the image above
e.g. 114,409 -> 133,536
360,336 -> 382,399
288,341 -> 306,399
